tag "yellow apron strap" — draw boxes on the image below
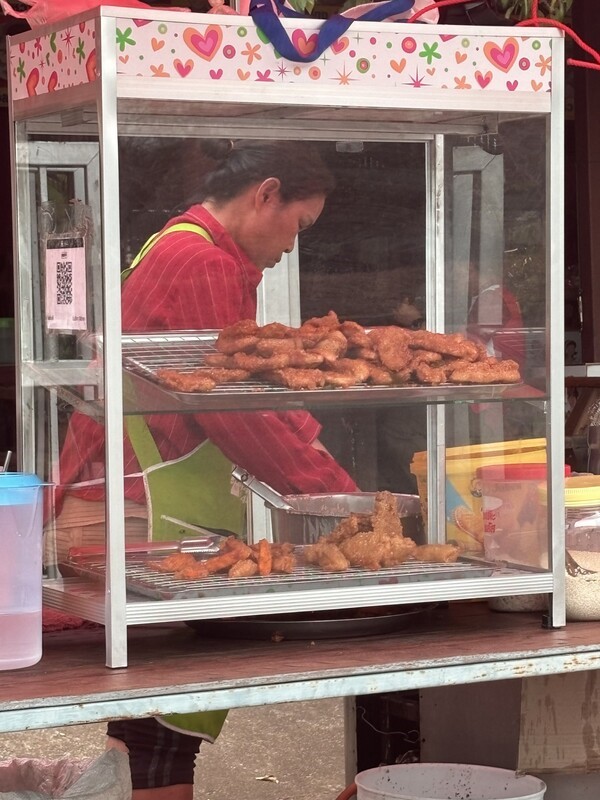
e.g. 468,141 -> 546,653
120,222 -> 213,284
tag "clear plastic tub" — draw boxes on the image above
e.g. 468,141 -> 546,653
563,476 -> 600,620
477,463 -> 571,569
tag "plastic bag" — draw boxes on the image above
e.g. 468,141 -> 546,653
248,0 -> 438,63
0,0 -> 189,29
0,749 -> 131,800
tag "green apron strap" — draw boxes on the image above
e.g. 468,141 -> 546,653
120,223 -> 213,284
124,415 -> 162,471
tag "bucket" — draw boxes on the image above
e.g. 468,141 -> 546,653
354,763 -> 546,800
410,439 -> 546,554
0,472 -> 49,670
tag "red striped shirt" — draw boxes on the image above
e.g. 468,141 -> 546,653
57,206 -> 357,512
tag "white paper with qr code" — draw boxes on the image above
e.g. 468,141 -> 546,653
44,236 -> 87,331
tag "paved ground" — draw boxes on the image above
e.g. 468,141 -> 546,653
0,698 -> 347,800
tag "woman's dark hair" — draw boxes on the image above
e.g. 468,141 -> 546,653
198,139 -> 335,204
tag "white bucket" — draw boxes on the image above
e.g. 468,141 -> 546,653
355,763 -> 546,800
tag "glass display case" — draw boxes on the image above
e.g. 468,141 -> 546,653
8,7 -> 566,666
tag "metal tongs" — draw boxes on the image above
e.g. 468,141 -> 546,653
68,517 -> 225,560
232,467 -> 295,511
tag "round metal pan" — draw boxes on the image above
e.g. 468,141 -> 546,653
187,603 -> 440,641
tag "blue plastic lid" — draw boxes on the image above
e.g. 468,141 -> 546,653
0,472 -> 44,488
0,472 -> 47,506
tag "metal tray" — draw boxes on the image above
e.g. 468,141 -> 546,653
62,550 -> 494,601
117,332 -> 526,413
186,603 -> 441,640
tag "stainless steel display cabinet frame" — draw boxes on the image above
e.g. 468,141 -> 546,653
8,9 -> 566,666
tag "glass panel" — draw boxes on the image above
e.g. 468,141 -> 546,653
24,119 -> 550,580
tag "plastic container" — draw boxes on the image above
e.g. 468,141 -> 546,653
0,472 -> 47,670
477,463 -> 571,568
410,439 -> 547,554
354,763 -> 546,800
562,475 -> 600,621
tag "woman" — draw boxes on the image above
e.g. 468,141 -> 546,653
53,139 -> 357,800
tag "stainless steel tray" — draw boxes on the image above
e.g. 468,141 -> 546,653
186,603 -> 441,640
117,332 -> 527,413
62,549 -> 495,601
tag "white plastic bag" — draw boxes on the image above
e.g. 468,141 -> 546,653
0,749 -> 131,800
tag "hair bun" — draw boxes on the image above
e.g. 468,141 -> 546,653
202,138 -> 234,162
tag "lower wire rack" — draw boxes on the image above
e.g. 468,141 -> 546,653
63,552 -> 495,601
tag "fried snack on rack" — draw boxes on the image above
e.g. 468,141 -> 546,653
201,367 -> 251,384
219,536 -> 253,556
312,330 -> 348,364
156,368 -> 217,393
255,337 -> 305,356
262,367 -> 326,390
378,535 -> 417,567
369,327 -> 412,372
215,335 -> 259,355
228,558 -> 259,579
286,350 -> 326,368
322,371 -> 357,389
329,358 -> 372,384
300,310 -> 340,333
216,319 -> 260,339
204,547 -> 250,575
147,552 -> 199,573
413,543 -> 461,563
334,491 -> 416,569
366,364 -> 394,385
339,320 -> 371,349
255,538 -> 273,577
410,330 -> 480,361
448,357 -> 521,384
232,352 -> 291,373
257,321 -> 296,339
270,542 -> 295,556
272,551 -> 297,574
304,540 -> 350,572
204,352 -> 239,368
175,561 -> 210,580
371,490 -> 404,538
327,512 -> 372,544
349,346 -> 378,361
338,526 -> 416,570
413,362 -> 451,386
409,349 -> 443,368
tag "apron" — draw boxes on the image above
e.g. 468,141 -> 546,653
123,222 -> 245,741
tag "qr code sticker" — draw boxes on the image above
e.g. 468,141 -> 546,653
56,258 -> 73,305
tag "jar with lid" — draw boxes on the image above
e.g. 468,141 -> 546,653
564,475 -> 600,621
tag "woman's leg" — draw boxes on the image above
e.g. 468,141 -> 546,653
106,718 -> 201,799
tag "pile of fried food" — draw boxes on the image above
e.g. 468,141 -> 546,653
147,492 -> 460,581
148,537 -> 297,580
305,490 -> 460,571
155,310 -> 521,393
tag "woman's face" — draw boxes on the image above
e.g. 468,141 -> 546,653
249,187 -> 326,270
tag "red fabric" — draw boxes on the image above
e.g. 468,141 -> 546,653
55,206 -> 357,516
